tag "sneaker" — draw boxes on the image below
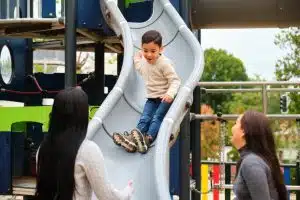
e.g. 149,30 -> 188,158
112,132 -> 137,153
131,129 -> 148,154
112,132 -> 123,146
124,131 -> 135,142
144,135 -> 153,148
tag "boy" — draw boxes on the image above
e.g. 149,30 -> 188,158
113,30 -> 181,154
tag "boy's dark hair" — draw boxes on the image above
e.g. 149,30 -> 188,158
142,30 -> 162,47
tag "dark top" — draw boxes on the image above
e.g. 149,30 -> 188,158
233,148 -> 279,200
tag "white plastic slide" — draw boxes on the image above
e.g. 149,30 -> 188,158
87,0 -> 204,199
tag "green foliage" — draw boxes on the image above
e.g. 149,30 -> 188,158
201,48 -> 249,112
199,46 -> 298,161
223,92 -> 281,114
33,64 -> 57,73
274,27 -> 300,114
274,28 -> 300,80
227,147 -> 239,161
202,48 -> 248,82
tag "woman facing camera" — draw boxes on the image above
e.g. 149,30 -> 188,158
35,87 -> 133,200
231,110 -> 287,200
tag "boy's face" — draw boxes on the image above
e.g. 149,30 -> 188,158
142,42 -> 163,64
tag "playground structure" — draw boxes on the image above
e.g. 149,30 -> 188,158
0,0 -> 299,200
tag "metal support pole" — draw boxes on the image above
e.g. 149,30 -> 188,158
179,110 -> 191,200
94,42 -> 105,104
38,0 -> 42,18
117,54 -> 123,75
200,88 -> 300,93
15,0 -> 20,18
296,161 -> 300,200
262,85 -> 267,114
61,0 -> 65,18
223,184 -> 300,191
64,0 -> 77,88
193,114 -> 300,121
6,0 -> 10,18
191,86 -> 201,200
25,38 -> 33,105
25,40 -> 33,76
191,27 -> 201,200
198,81 -> 300,87
224,164 -> 231,200
26,0 -> 33,18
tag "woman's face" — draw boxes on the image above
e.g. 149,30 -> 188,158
231,115 -> 246,149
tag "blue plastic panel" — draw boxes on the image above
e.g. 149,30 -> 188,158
0,39 -> 27,88
8,0 -> 16,18
19,0 -> 27,17
0,0 -> 6,18
124,0 -> 180,22
169,138 -> 180,195
0,0 -> 54,18
76,0 -> 104,30
0,132 -> 11,194
11,132 -> 25,176
42,0 -> 56,18
6,0 -> 28,18
125,1 -> 153,22
0,39 -> 30,102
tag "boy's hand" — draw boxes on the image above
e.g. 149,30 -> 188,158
134,51 -> 143,61
161,94 -> 173,103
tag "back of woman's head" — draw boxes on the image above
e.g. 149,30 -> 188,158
49,87 -> 89,136
241,110 -> 287,200
36,87 -> 89,200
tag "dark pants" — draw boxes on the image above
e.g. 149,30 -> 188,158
136,98 -> 171,140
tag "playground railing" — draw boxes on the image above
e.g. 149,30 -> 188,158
0,0 -> 61,19
199,160 -> 300,200
198,81 -> 300,114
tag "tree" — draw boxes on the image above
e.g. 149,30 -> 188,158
222,74 -> 282,161
201,48 -> 248,82
200,104 -> 220,159
201,48 -> 249,113
274,27 -> 300,114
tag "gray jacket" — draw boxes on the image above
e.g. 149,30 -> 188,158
233,149 -> 279,200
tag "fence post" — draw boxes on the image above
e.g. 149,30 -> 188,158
296,161 -> 300,200
201,164 -> 208,200
179,110 -> 190,200
284,166 -> 291,200
191,86 -> 201,200
213,165 -> 220,200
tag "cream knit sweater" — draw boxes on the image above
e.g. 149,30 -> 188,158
37,140 -> 132,200
134,54 -> 181,99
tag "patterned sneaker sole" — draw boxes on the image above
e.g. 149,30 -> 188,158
120,138 -> 137,153
112,133 -> 123,146
132,130 -> 148,154
113,133 -> 137,153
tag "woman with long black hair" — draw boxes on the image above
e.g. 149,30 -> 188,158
35,87 -> 134,200
231,110 -> 287,200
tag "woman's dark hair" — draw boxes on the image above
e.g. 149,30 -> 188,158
35,87 -> 89,200
236,110 -> 287,200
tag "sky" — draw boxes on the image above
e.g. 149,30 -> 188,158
201,28 -> 287,81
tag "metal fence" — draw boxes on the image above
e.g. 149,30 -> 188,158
198,81 -> 300,114
200,161 -> 300,200
190,81 -> 300,200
